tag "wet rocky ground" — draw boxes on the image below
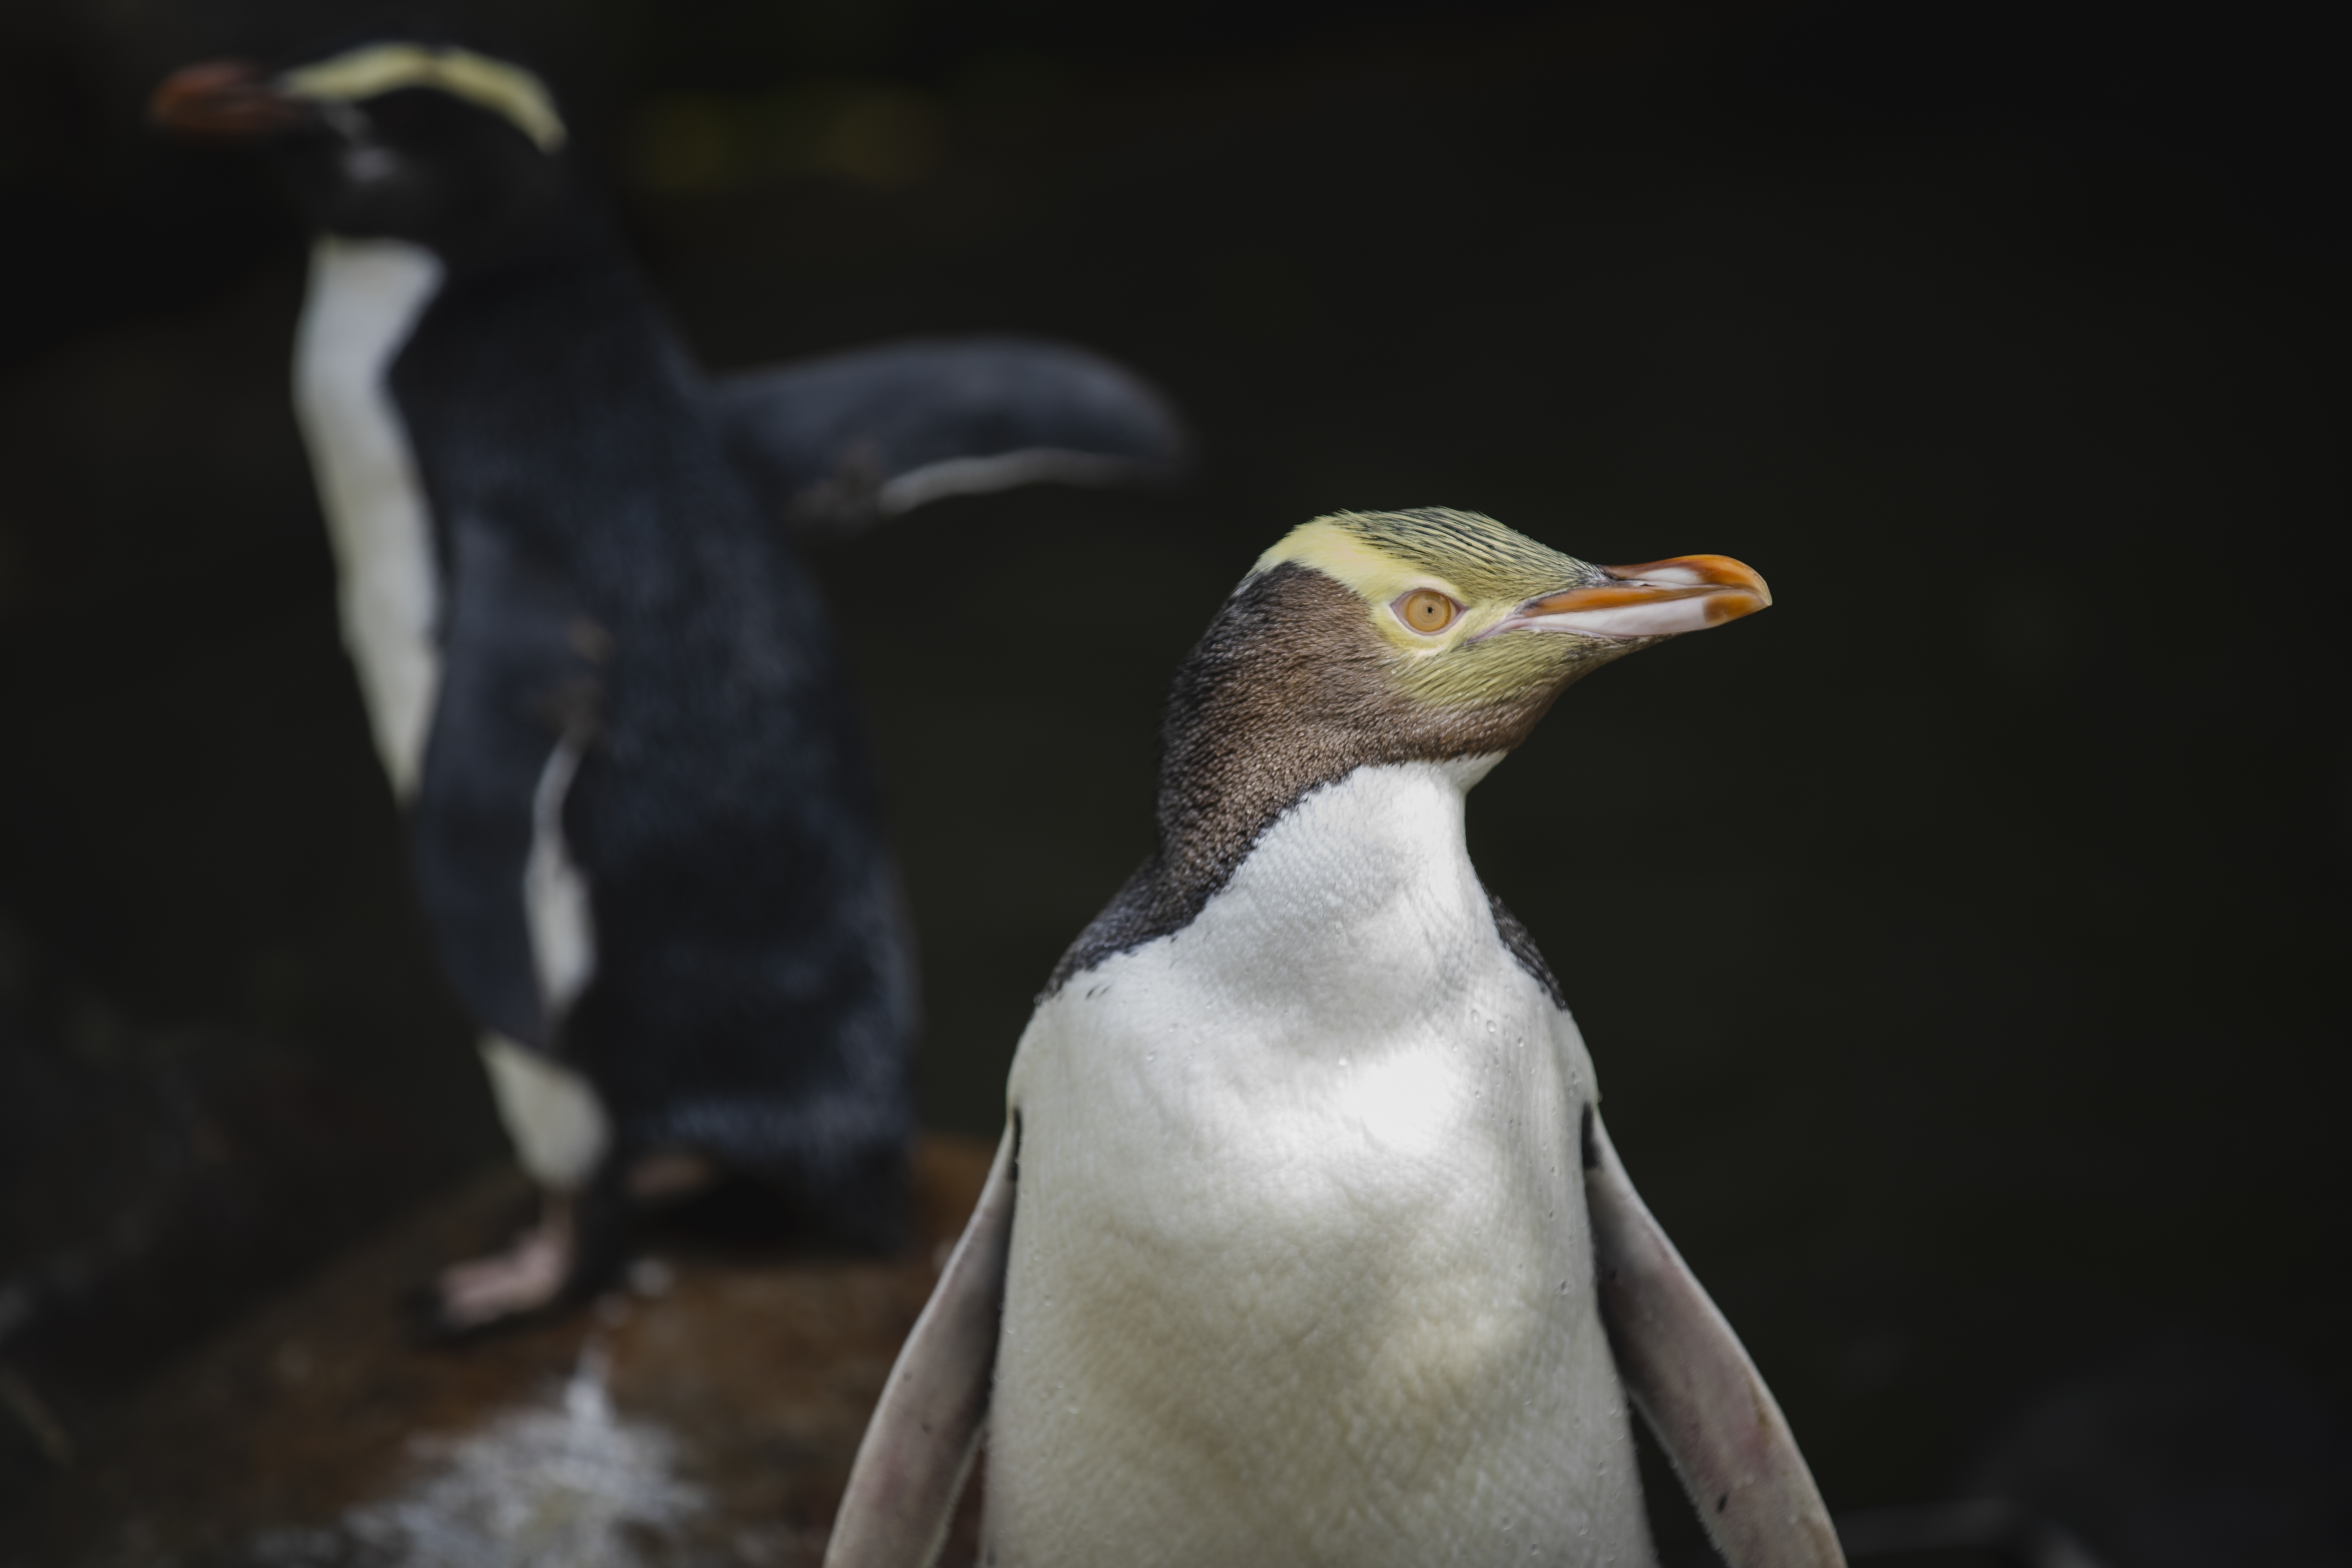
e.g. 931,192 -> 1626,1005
12,1135 -> 2350,1568
9,1139 -> 994,1568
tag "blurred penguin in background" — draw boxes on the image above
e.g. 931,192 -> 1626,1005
149,37 -> 1189,1331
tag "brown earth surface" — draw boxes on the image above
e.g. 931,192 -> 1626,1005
12,1137 -> 996,1568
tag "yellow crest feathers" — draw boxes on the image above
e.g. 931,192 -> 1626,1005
279,44 -> 566,152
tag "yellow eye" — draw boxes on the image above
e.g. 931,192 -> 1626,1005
1396,588 -> 1459,635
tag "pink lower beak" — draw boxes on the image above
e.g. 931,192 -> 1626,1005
1495,554 -> 1772,640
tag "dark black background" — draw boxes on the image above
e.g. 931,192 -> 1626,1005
0,0 -> 2344,1540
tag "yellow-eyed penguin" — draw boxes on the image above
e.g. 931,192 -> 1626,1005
825,509 -> 1842,1567
148,39 -> 1188,1332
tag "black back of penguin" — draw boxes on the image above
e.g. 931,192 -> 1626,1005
280,41 -> 913,1236
413,210 -> 912,1231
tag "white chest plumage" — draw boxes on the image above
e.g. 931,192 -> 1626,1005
292,234 -> 446,800
991,760 -> 1655,1568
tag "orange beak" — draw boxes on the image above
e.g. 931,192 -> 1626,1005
1488,554 -> 1772,641
148,59 -> 310,142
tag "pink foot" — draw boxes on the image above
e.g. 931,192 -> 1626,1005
431,1194 -> 575,1331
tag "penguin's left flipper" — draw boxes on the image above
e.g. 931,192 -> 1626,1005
711,335 -> 1189,538
825,1124 -> 1017,1568
1585,1110 -> 1847,1568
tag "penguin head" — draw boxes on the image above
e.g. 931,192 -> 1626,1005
1152,509 -> 1767,867
1204,503 -> 1769,752
150,40 -> 569,263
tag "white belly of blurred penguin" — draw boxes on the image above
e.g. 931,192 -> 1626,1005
991,759 -> 1654,1567
292,234 -> 445,800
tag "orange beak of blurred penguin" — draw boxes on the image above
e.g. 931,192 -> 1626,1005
147,60 -> 312,142
1483,554 -> 1773,641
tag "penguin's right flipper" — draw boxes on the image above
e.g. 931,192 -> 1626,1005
411,518 -> 600,1050
710,336 -> 1189,538
825,1124 -> 1017,1568
1584,1111 -> 1847,1568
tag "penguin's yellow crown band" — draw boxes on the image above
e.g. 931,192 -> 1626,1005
279,44 -> 566,152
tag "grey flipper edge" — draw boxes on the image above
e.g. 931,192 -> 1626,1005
1585,1110 -> 1847,1568
824,1126 -> 1017,1568
712,336 -> 1189,537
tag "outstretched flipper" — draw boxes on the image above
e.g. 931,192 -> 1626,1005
1585,1111 -> 1847,1568
826,1124 -> 1017,1568
711,336 -> 1189,535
